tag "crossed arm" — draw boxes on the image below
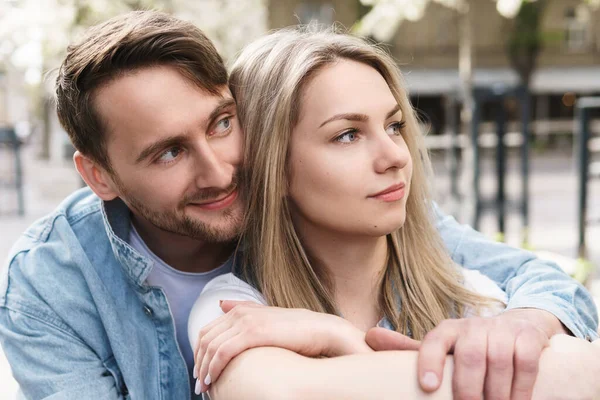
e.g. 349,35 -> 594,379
189,279 -> 600,400
209,336 -> 600,400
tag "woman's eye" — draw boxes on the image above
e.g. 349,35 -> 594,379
386,121 -> 406,136
157,146 -> 182,163
336,130 -> 358,143
214,116 -> 232,135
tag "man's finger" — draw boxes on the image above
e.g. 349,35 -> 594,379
511,330 -> 545,400
365,327 -> 421,351
484,327 -> 514,400
452,323 -> 487,400
418,320 -> 461,392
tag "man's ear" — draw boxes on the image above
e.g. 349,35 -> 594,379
74,151 -> 119,201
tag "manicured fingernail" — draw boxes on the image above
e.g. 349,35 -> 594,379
219,300 -> 223,306
204,373 -> 212,386
195,379 -> 201,395
193,366 -> 198,379
422,372 -> 439,390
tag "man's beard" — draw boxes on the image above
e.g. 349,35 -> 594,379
116,173 -> 243,243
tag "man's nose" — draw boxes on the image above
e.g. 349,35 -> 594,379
193,145 -> 235,190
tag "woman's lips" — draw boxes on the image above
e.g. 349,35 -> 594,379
369,183 -> 406,202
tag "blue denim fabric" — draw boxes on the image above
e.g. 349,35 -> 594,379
0,188 -> 597,399
0,189 -> 194,399
433,205 -> 598,341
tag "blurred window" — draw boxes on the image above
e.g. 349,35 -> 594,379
564,5 -> 591,52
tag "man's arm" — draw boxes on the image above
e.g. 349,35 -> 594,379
0,252 -> 124,400
435,204 -> 599,340
0,307 -> 124,399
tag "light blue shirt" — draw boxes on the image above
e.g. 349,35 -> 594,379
0,187 -> 597,399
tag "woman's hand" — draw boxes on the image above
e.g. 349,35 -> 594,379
192,300 -> 373,394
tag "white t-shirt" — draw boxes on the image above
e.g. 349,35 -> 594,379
128,225 -> 232,377
188,268 -> 508,350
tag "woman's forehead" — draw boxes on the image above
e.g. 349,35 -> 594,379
298,60 -> 399,123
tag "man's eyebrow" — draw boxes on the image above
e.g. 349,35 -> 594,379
319,104 -> 402,128
134,98 -> 236,165
135,135 -> 187,164
207,98 -> 236,127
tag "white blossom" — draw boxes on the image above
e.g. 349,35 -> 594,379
496,0 -> 523,18
357,0 -> 522,40
0,0 -> 268,91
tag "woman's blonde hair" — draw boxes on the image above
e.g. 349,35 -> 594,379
231,26 -> 494,339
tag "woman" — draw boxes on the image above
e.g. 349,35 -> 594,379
188,27 -> 600,399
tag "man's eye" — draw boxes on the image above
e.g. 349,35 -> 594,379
214,116 -> 232,135
157,147 -> 182,163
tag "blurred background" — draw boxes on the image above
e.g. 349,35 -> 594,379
1,0 -> 600,397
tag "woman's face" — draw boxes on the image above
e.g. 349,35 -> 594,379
288,59 -> 413,238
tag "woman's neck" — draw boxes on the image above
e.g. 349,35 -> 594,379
295,221 -> 389,331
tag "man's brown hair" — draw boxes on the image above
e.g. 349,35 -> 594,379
55,10 -> 228,172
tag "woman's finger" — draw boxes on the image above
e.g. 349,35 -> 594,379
220,300 -> 262,313
206,330 -> 271,387
194,313 -> 234,380
197,328 -> 240,394
193,306 -> 230,362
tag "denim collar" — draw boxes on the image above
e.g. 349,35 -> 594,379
101,198 -> 154,289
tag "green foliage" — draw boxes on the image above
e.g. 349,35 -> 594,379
506,0 -> 547,86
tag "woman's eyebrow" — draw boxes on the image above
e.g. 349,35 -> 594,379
386,104 -> 402,119
319,113 -> 368,128
319,104 -> 402,128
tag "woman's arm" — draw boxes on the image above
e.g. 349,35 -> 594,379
189,274 -> 380,394
211,347 -> 453,400
210,335 -> 600,400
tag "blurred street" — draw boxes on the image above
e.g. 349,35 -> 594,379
1,0 -> 600,397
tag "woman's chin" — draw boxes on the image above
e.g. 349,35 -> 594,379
366,217 -> 406,236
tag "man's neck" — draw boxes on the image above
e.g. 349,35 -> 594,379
131,215 -> 235,273
296,223 -> 388,331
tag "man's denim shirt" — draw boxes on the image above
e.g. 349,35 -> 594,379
1,188 -> 598,399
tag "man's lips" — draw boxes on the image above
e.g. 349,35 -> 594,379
189,189 -> 238,211
369,183 -> 406,202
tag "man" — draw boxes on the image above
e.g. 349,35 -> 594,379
0,10 -> 597,400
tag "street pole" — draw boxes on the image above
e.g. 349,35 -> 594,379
458,0 -> 477,226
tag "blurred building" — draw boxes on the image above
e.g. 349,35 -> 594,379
268,0 -> 600,136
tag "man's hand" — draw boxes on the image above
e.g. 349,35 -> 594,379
193,300 -> 372,394
366,309 -> 566,400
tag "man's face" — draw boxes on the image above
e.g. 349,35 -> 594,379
94,65 -> 244,243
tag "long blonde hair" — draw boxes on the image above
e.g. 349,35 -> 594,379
231,27 -> 494,339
